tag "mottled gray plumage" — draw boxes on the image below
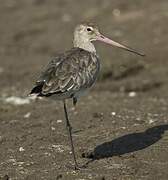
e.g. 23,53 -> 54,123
30,23 -> 144,169
30,47 -> 100,101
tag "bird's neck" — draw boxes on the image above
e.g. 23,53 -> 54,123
73,37 -> 96,53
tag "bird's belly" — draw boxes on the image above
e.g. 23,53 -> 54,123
74,88 -> 89,98
74,74 -> 98,99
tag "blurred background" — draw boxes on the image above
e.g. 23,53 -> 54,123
1,0 -> 168,94
0,0 -> 168,179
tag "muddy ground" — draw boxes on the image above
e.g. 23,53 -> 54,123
0,0 -> 168,179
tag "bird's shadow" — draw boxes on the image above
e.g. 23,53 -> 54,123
83,124 -> 168,161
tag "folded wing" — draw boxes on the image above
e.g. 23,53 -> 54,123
30,48 -> 99,98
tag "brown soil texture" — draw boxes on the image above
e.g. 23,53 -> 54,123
0,0 -> 168,180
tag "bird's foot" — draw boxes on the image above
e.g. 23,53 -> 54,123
75,164 -> 89,171
74,165 -> 81,170
65,163 -> 88,171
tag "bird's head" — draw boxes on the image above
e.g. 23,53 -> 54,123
74,23 -> 145,56
74,23 -> 99,42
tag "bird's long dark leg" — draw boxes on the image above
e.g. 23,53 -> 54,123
73,97 -> 77,106
63,100 -> 78,169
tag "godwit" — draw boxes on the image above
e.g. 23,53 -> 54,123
30,23 -> 144,169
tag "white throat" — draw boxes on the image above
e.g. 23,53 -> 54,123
73,35 -> 96,53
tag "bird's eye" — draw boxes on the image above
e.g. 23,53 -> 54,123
87,27 -> 92,32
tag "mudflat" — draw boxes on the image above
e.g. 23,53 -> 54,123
0,0 -> 168,179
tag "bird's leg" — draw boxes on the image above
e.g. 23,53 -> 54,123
63,100 -> 79,170
73,97 -> 77,106
72,97 -> 78,112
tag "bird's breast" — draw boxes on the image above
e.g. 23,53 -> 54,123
75,53 -> 100,93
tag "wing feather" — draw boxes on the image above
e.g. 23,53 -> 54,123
30,48 -> 100,98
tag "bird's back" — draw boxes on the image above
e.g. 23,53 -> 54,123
30,47 -> 100,100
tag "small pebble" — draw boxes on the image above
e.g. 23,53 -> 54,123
19,147 -> 25,152
149,119 -> 155,124
24,112 -> 31,118
128,92 -> 136,97
111,112 -> 116,116
51,126 -> 56,131
57,119 -> 62,123
51,144 -> 64,152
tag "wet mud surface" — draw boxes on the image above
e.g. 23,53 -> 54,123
0,0 -> 168,179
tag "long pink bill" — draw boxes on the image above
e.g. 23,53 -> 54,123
96,34 -> 145,57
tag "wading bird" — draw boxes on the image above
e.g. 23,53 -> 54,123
30,23 -> 144,169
